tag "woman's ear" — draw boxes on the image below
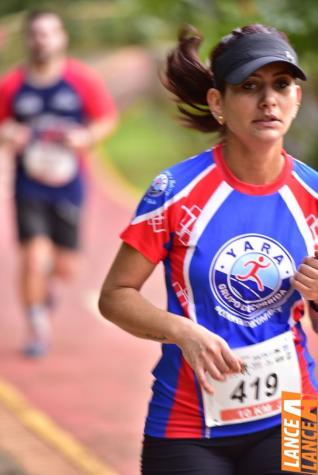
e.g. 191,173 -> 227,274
207,88 -> 224,125
296,84 -> 302,104
293,85 -> 302,119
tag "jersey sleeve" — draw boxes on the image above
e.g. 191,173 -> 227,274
120,150 -> 215,264
0,69 -> 24,122
120,172 -> 179,264
0,81 -> 11,121
65,59 -> 117,121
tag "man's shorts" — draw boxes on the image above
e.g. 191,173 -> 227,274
15,198 -> 81,250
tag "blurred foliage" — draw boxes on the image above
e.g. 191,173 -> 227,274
103,100 -> 209,190
1,0 -> 318,64
1,0 -> 318,186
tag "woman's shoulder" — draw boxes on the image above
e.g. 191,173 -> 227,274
292,156 -> 318,195
139,148 -> 214,211
165,147 -> 215,181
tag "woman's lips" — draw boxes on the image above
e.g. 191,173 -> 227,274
253,117 -> 282,127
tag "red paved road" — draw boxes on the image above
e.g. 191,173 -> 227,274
0,153 -> 162,475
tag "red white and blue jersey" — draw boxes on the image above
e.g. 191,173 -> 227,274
121,144 -> 318,439
0,59 -> 117,205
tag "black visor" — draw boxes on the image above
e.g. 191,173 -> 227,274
213,32 -> 307,88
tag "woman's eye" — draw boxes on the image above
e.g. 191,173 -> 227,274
242,82 -> 257,90
276,80 -> 290,89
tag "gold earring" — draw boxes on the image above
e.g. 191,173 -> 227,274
217,115 -> 224,126
212,112 -> 224,125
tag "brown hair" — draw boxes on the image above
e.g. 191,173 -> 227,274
162,24 -> 289,133
24,9 -> 65,31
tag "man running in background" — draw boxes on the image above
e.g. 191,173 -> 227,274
0,9 -> 118,357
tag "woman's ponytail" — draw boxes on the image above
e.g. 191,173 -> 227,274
161,25 -> 221,133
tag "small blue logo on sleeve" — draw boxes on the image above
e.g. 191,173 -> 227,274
144,171 -> 176,204
147,173 -> 170,197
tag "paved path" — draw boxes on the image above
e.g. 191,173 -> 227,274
0,151 -> 162,475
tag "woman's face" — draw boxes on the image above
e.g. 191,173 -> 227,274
207,62 -> 302,146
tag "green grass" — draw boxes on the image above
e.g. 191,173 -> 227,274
101,100 -> 214,190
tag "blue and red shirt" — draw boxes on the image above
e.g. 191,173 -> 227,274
0,58 -> 117,205
121,144 -> 318,439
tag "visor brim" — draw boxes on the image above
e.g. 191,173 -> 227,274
225,57 -> 307,85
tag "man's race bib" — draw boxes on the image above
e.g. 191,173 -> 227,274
202,331 -> 301,427
23,140 -> 78,187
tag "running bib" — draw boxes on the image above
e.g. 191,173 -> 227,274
202,331 -> 301,427
23,140 -> 78,187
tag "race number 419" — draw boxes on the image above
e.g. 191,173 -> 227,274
202,332 -> 301,427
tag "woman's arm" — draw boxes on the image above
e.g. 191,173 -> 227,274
291,253 -> 318,333
99,242 -> 181,343
98,243 -> 243,393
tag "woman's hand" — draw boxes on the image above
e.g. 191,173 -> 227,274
291,252 -> 318,302
176,320 -> 243,394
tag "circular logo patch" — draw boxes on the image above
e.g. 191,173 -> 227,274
147,173 -> 170,197
210,234 -> 295,320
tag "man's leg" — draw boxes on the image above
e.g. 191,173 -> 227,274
20,235 -> 54,356
53,247 -> 81,281
49,199 -> 82,300
16,198 -> 82,356
20,240 -> 80,356
15,199 -> 56,356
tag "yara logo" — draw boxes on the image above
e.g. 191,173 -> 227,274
210,234 -> 295,320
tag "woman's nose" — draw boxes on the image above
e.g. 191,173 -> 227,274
258,87 -> 277,109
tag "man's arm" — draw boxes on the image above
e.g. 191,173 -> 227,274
0,69 -> 26,150
0,119 -> 31,152
63,114 -> 118,152
63,59 -> 119,151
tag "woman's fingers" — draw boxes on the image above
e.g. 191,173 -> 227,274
292,274 -> 318,300
220,346 -> 243,373
206,343 -> 232,374
196,366 -> 215,394
179,325 -> 243,394
291,256 -> 318,300
202,356 -> 226,382
196,344 -> 242,392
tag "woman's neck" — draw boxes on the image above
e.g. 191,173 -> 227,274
222,139 -> 285,185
